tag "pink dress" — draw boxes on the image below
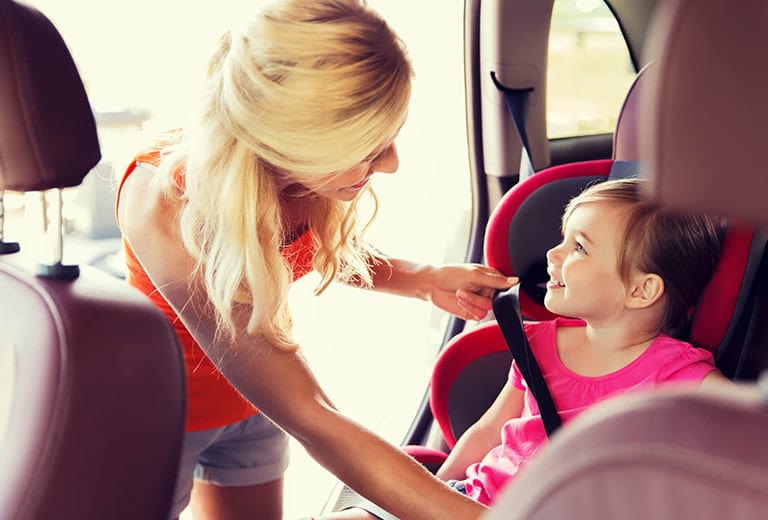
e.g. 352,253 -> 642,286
463,317 -> 717,505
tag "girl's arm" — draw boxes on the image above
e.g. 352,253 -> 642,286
368,257 -> 517,321
699,369 -> 733,389
437,382 -> 525,481
119,167 -> 488,520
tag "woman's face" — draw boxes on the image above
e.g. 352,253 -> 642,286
307,139 -> 400,202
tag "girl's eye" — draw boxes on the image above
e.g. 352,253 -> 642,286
575,242 -> 587,254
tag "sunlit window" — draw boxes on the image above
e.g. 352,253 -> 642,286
547,0 -> 636,138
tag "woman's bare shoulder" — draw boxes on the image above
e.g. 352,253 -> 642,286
118,164 -> 191,280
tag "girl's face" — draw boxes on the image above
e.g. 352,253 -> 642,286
307,140 -> 400,202
544,201 -> 631,323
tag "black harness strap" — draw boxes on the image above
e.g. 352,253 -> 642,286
492,285 -> 562,436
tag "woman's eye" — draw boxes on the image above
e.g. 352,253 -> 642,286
369,149 -> 389,164
364,144 -> 393,165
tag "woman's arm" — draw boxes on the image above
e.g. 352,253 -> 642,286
436,382 -> 525,481
368,257 -> 517,321
119,167 -> 488,520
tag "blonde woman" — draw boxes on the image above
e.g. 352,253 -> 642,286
116,1 -> 512,519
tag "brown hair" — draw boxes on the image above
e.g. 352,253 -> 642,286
563,178 -> 722,337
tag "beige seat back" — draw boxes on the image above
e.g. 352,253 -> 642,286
0,1 -> 186,518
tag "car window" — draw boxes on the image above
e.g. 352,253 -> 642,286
547,0 -> 636,138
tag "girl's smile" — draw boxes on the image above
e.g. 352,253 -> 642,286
545,277 -> 565,290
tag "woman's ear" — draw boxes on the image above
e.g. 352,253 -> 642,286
626,273 -> 664,309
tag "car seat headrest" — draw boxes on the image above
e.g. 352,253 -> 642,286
484,60 -> 653,319
613,62 -> 656,162
485,159 -> 618,321
0,0 -> 100,192
640,0 -> 768,226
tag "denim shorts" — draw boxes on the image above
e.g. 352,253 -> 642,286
170,413 -> 290,518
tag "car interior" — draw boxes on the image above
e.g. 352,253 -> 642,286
448,1 -> 768,518
2,0 -> 768,518
330,0 -> 768,517
0,1 -> 185,518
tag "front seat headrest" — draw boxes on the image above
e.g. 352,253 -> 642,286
640,0 -> 768,226
0,0 -> 101,192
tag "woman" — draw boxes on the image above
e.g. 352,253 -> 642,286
116,1 -> 512,519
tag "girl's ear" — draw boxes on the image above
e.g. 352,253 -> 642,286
626,273 -> 665,309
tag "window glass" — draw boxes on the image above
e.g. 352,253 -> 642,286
547,0 -> 636,138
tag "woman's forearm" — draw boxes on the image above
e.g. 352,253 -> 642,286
296,405 -> 488,520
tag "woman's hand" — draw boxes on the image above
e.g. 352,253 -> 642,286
367,257 -> 517,321
427,264 -> 518,321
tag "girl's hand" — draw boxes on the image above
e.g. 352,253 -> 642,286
427,264 -> 518,321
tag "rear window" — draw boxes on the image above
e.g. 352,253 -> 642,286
547,0 -> 636,138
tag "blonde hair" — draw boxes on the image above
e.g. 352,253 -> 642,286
563,178 -> 722,337
155,0 -> 413,351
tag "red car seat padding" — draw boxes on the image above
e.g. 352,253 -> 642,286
484,159 -> 614,321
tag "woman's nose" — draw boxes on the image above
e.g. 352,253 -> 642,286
372,143 -> 399,174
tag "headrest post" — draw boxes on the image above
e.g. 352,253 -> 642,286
36,188 -> 79,280
0,190 -> 20,255
51,189 -> 63,263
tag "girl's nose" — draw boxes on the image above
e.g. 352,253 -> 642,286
546,243 -> 562,265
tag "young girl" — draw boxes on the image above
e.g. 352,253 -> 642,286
433,177 -> 729,506
116,1 -> 512,519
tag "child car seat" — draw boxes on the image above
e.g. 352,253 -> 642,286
425,62 -> 766,458
0,2 -> 186,518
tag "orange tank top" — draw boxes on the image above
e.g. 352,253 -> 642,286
116,149 -> 316,431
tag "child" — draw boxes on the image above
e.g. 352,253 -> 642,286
434,177 -> 729,505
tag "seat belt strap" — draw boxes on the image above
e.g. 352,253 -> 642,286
492,286 -> 562,436
491,71 -> 535,176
